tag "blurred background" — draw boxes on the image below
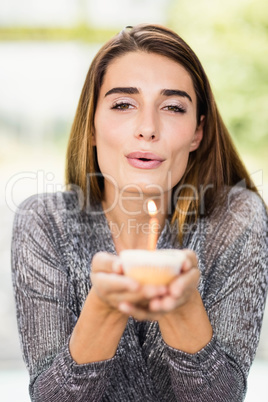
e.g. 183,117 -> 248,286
1,0 -> 267,400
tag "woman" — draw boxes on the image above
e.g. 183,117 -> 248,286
12,24 -> 268,401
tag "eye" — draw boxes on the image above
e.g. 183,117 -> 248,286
111,102 -> 134,111
163,105 -> 186,113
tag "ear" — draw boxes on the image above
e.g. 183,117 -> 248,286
190,115 -> 205,152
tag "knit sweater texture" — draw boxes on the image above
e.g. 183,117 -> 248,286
11,186 -> 268,402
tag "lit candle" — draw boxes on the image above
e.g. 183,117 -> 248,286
147,200 -> 158,251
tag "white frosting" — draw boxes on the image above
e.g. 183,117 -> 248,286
119,249 -> 185,274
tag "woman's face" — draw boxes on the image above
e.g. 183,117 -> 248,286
94,51 -> 204,199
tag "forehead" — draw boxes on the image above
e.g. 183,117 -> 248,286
100,51 -> 196,101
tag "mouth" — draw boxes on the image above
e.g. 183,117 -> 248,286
126,151 -> 165,169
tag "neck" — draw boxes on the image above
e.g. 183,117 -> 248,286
102,188 -> 170,252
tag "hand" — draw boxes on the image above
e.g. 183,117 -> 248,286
90,252 -> 167,314
118,249 -> 200,321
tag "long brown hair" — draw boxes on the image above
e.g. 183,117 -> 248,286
65,24 -> 257,237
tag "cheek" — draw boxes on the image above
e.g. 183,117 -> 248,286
95,118 -> 118,148
94,115 -> 125,175
166,128 -> 195,185
95,108 -> 130,147
170,142 -> 191,175
167,125 -> 197,158
166,115 -> 197,140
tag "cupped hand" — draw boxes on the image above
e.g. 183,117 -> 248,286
118,249 -> 200,321
90,251 -> 167,314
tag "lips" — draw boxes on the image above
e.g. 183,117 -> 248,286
126,151 -> 165,169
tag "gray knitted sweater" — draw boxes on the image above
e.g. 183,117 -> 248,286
11,186 -> 268,402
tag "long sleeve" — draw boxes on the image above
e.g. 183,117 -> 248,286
157,187 -> 268,401
11,188 -> 268,402
11,194 -> 116,401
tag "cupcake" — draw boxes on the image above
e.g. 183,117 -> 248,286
119,249 -> 185,285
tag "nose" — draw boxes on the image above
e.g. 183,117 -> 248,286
135,107 -> 159,141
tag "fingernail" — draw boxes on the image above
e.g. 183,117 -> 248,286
119,303 -> 130,313
159,286 -> 167,294
144,287 -> 155,298
129,281 -> 139,291
112,260 -> 121,273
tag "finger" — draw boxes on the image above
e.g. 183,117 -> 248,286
108,291 -> 150,306
92,272 -> 140,293
118,302 -> 162,321
112,259 -> 124,274
169,267 -> 200,298
149,296 -> 176,312
142,284 -> 167,298
91,273 -> 140,309
94,277 -> 167,305
91,252 -> 118,274
109,285 -> 166,305
181,249 -> 198,272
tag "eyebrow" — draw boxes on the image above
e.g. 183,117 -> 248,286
160,89 -> 192,102
105,87 -> 139,97
104,87 -> 192,102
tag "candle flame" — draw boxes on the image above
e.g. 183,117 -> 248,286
147,200 -> 157,217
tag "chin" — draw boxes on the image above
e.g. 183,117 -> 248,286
120,180 -> 170,197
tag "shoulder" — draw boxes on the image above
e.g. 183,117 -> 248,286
14,191 -> 83,220
12,191 -> 84,239
13,191 -> 105,239
227,186 -> 266,215
198,187 -> 267,291
200,187 -> 267,261
12,192 -> 86,259
210,186 -> 267,233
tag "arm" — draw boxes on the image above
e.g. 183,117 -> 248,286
119,250 -> 213,352
158,289 -> 213,353
119,189 -> 268,401
11,194 -> 124,402
11,194 -> 167,401
69,288 -> 128,364
70,251 -> 169,364
69,251 -> 137,364
160,190 -> 268,401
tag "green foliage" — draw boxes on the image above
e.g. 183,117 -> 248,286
0,25 -> 117,43
168,0 -> 268,151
